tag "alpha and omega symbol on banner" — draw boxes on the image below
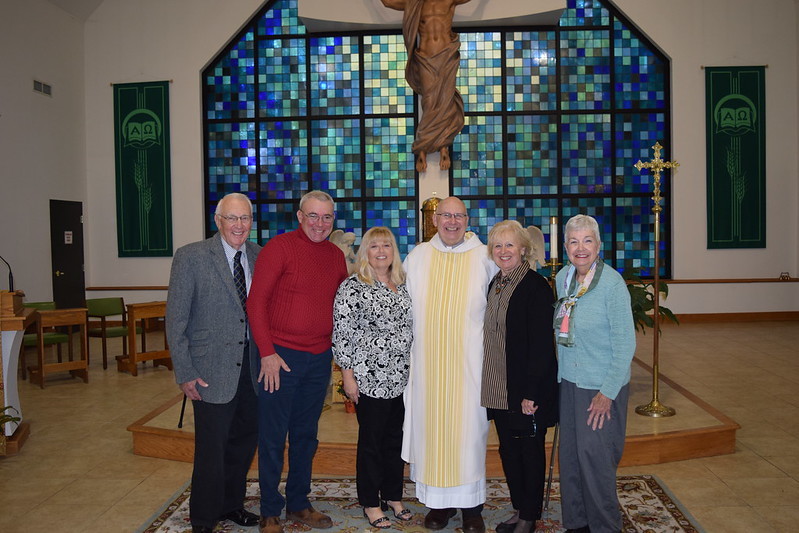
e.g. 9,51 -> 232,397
122,108 -> 163,149
713,93 -> 756,137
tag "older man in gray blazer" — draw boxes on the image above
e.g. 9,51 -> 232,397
166,192 -> 262,533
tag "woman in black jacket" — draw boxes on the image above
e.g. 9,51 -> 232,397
481,220 -> 559,533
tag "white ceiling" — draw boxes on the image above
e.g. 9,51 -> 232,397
45,0 -> 103,21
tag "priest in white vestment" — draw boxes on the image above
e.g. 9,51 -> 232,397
402,197 -> 498,533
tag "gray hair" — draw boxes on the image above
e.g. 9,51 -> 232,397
215,192 -> 253,216
299,190 -> 335,211
564,214 -> 601,244
487,220 -> 533,262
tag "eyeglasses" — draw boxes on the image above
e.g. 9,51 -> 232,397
218,214 -> 253,224
301,211 -> 335,223
436,212 -> 468,220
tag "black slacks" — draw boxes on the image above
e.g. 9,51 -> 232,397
492,409 -> 548,521
190,348 -> 258,528
354,394 -> 406,508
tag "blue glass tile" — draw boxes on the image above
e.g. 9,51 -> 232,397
310,36 -> 360,116
257,0 -> 306,36
507,115 -> 559,195
365,117 -> 415,197
259,120 -> 308,200
505,31 -> 558,111
560,114 -> 613,194
364,34 -> 414,115
614,113 -> 667,193
258,38 -> 307,118
452,115 -> 504,196
459,32 -> 503,113
311,119 -> 362,197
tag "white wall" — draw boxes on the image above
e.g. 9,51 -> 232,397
613,0 -> 799,312
82,0 -> 265,304
0,0 -> 85,302
2,0 -> 797,312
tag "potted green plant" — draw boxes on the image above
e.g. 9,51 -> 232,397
623,267 -> 679,334
0,406 -> 21,455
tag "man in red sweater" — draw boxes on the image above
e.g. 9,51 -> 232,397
248,190 -> 348,533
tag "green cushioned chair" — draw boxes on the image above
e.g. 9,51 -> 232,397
86,297 -> 143,370
21,301 -> 69,380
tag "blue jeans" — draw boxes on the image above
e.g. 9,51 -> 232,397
258,345 -> 332,517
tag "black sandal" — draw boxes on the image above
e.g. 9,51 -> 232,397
363,509 -> 391,529
382,500 -> 413,522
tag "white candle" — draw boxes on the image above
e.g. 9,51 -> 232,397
550,216 -> 558,260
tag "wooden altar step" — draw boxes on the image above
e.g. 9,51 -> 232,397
128,358 -> 739,475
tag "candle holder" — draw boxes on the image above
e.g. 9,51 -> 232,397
544,259 -> 561,286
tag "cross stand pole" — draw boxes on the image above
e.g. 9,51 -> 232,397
633,142 -> 679,418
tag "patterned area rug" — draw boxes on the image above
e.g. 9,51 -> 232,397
138,476 -> 703,532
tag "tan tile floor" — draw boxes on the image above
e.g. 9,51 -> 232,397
1,321 -> 797,532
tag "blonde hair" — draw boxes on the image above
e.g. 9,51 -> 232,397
355,227 -> 406,286
487,220 -> 533,262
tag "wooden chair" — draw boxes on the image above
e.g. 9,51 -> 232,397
28,308 -> 89,389
116,301 -> 171,376
19,302 -> 68,380
86,297 -> 144,370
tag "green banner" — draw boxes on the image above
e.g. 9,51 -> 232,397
113,81 -> 173,257
705,66 -> 766,248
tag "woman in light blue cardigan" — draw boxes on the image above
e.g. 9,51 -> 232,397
554,215 -> 636,533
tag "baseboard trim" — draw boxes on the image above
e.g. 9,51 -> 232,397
675,311 -> 799,323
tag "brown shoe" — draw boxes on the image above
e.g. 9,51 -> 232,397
285,506 -> 333,529
259,515 -> 283,533
424,508 -> 456,530
463,514 -> 486,533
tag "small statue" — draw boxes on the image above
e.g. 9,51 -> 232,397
526,225 -> 546,271
330,230 -> 358,274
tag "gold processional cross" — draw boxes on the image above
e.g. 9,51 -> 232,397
633,142 -> 679,418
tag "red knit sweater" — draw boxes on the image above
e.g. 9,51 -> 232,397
248,228 -> 348,356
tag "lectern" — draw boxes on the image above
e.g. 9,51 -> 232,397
1,290 -> 34,454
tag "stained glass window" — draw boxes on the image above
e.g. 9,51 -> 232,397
204,0 -> 671,275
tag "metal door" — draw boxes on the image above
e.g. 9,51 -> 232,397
50,200 -> 86,308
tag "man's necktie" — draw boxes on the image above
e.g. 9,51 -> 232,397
233,250 -> 247,316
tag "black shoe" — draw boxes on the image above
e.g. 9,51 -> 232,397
565,527 -> 590,533
220,508 -> 259,526
496,521 -> 517,533
424,508 -> 457,530
512,518 -> 535,533
192,526 -> 214,533
462,514 -> 486,533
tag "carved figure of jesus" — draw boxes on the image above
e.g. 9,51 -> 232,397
380,0 -> 471,172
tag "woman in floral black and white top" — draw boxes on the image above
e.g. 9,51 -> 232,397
332,226 -> 413,530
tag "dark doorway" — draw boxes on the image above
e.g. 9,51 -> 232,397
50,200 -> 86,309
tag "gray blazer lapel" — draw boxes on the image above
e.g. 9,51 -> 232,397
210,234 -> 243,311
245,241 -> 258,277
